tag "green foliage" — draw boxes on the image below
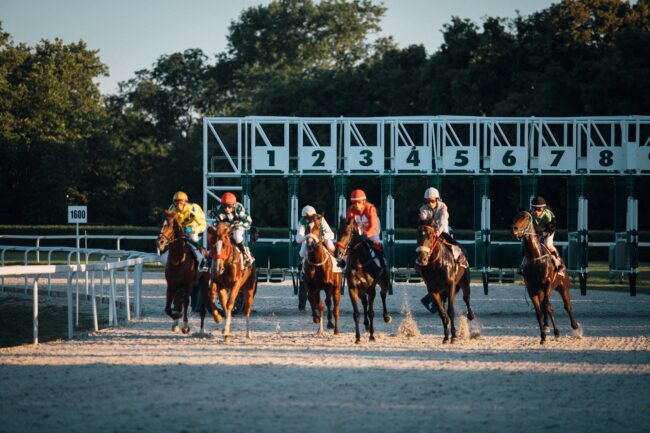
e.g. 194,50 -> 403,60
2,1 -> 650,230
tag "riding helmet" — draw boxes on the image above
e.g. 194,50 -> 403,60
350,189 -> 366,202
173,191 -> 188,202
301,205 -> 316,217
531,196 -> 547,208
221,192 -> 237,205
424,187 -> 440,200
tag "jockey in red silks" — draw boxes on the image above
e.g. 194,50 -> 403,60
346,189 -> 383,254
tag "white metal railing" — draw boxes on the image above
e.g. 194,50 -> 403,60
0,253 -> 159,345
0,234 -> 157,253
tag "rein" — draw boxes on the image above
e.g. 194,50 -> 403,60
305,232 -> 329,267
211,235 -> 232,261
416,227 -> 442,265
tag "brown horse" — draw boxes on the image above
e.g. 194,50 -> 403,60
511,211 -> 580,344
335,217 -> 392,344
415,225 -> 475,343
303,217 -> 342,335
157,210 -> 209,334
207,222 -> 257,343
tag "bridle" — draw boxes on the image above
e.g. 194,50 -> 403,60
512,212 -> 537,239
158,220 -> 184,251
416,225 -> 441,266
513,212 -> 551,263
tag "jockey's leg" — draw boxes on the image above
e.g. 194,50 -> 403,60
440,232 -> 467,268
233,228 -> 254,267
186,233 -> 207,272
545,234 -> 565,273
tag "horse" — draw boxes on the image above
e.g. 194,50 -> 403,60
415,225 -> 475,343
207,221 -> 257,343
334,217 -> 392,344
157,210 -> 210,334
303,217 -> 342,335
511,211 -> 580,344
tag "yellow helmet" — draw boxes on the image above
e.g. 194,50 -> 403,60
173,191 -> 188,202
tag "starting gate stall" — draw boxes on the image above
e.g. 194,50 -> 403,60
203,116 -> 649,298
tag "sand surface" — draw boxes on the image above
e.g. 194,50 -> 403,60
1,273 -> 649,433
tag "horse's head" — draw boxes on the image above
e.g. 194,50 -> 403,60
415,224 -> 438,266
157,210 -> 180,253
335,216 -> 357,261
208,222 -> 232,276
305,216 -> 323,253
511,211 -> 534,240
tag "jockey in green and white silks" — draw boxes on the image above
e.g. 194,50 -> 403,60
211,192 -> 254,267
295,205 -> 336,261
418,187 -> 467,268
530,196 -> 565,272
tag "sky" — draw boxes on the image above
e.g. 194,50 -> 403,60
0,0 -> 555,95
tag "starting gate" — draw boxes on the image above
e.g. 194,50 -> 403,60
203,116 -> 649,296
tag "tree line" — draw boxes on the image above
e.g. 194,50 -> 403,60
1,0 -> 649,230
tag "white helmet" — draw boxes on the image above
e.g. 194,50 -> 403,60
301,205 -> 317,217
424,187 -> 440,200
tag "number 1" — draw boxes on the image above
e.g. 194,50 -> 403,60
267,150 -> 275,167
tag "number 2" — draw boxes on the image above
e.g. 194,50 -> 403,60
312,150 -> 325,167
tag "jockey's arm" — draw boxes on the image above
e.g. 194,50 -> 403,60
321,218 -> 335,241
295,222 -> 307,243
364,205 -> 380,239
189,204 -> 207,235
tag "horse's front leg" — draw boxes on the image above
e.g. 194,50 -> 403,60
530,292 -> 546,344
325,288 -> 335,330
209,280 -> 222,324
359,290 -> 370,332
164,286 -> 180,332
544,285 -> 559,338
378,274 -> 392,324
181,284 -> 191,334
333,278 -> 341,335
217,288 -> 231,343
430,291 -> 450,343
349,285 -> 362,344
446,285 -> 457,343
367,286 -> 377,342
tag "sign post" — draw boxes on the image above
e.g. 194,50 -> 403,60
67,206 -> 87,336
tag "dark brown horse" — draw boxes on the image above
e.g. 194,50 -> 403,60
335,217 -> 392,344
157,210 -> 209,334
207,222 -> 257,343
415,225 -> 475,343
303,217 -> 342,335
511,211 -> 580,344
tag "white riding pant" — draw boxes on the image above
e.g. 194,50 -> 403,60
232,227 -> 245,245
543,232 -> 556,253
299,239 -> 335,259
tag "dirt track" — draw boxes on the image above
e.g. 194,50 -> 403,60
1,274 -> 649,433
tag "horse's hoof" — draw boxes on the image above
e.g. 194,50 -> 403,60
182,327 -> 190,335
312,317 -> 319,324
327,322 -> 335,329
384,315 -> 392,324
355,339 -> 361,344
212,313 -> 222,324
554,331 -> 560,338
442,337 -> 449,344
572,322 -> 580,330
543,325 -> 551,333
467,310 -> 475,321
224,335 -> 231,344
172,325 -> 180,332
334,330 -> 340,335
369,335 -> 375,342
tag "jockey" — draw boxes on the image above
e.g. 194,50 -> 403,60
295,205 -> 336,262
346,189 -> 384,260
530,196 -> 565,273
418,187 -> 467,268
212,192 -> 254,267
168,191 -> 208,272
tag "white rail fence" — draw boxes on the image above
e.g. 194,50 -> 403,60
0,253 -> 160,345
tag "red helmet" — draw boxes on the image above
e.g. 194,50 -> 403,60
221,192 -> 237,205
350,189 -> 366,202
